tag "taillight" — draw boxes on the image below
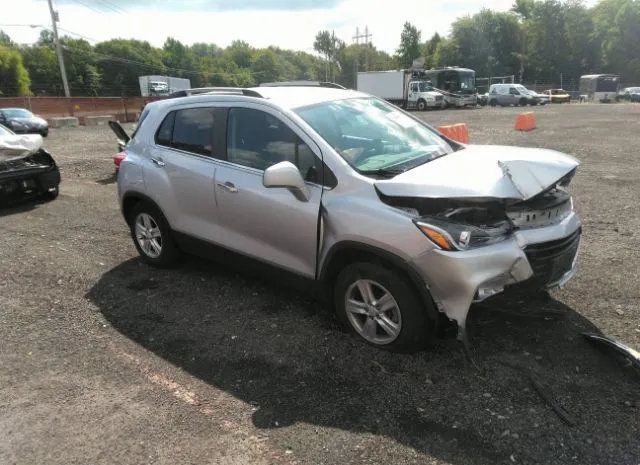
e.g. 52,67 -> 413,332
114,152 -> 127,172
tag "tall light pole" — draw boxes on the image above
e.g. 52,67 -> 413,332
47,0 -> 70,97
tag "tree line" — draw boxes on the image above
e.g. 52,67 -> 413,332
0,0 -> 637,98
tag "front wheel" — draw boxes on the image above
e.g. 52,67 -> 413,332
417,99 -> 427,111
333,262 -> 436,352
129,201 -> 180,268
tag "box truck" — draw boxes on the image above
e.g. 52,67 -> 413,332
356,70 -> 445,110
138,75 -> 191,97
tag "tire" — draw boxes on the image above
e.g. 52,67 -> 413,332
333,261 -> 436,353
489,99 -> 497,107
519,98 -> 528,106
128,201 -> 180,268
417,99 -> 427,111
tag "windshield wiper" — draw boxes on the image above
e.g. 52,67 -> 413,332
359,167 -> 408,178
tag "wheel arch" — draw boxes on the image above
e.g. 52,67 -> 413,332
319,241 -> 439,321
121,191 -> 170,227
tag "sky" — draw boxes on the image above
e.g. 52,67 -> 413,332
2,0 -> 598,55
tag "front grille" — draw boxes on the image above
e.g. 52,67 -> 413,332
524,228 -> 581,286
508,199 -> 572,229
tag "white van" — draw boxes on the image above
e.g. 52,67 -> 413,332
488,84 -> 541,107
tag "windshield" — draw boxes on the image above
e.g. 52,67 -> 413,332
459,72 -> 475,93
515,85 -> 529,94
418,82 -> 436,92
2,109 -> 34,118
295,97 -> 453,174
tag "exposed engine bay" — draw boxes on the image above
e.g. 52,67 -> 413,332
377,174 -> 574,237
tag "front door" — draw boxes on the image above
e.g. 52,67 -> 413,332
212,104 -> 325,279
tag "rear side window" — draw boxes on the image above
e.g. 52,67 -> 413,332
173,108 -> 215,156
155,112 -> 175,146
154,107 -> 215,156
131,107 -> 151,139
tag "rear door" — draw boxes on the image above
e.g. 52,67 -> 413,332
143,105 -> 225,241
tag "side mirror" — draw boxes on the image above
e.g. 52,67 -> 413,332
263,161 -> 310,202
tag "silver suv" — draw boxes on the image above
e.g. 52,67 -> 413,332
109,83 -> 582,352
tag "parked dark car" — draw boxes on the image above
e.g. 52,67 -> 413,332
0,123 -> 60,206
0,108 -> 49,137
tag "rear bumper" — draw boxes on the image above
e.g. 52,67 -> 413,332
408,211 -> 582,327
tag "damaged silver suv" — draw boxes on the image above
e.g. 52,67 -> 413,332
110,82 -> 581,352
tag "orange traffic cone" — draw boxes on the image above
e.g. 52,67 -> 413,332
438,123 -> 469,144
515,112 -> 537,131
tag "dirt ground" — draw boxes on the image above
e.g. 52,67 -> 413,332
1,103 -> 639,465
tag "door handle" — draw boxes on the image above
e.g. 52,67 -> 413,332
217,181 -> 238,193
151,157 -> 166,167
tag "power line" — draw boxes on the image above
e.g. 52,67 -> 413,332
67,0 -> 127,15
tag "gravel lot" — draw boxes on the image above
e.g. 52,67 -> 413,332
1,103 -> 639,465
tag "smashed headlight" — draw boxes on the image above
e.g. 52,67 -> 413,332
413,206 -> 513,251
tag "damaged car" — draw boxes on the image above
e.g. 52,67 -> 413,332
0,123 -> 61,206
110,83 -> 581,352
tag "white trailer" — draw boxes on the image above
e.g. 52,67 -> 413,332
138,75 -> 191,97
356,70 -> 445,111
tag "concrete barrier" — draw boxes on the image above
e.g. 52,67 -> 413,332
48,117 -> 79,128
85,115 -> 115,126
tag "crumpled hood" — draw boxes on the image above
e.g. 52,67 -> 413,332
0,133 -> 44,162
374,145 -> 580,201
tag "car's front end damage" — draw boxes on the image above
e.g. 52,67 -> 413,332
374,145 -> 581,338
0,133 -> 61,206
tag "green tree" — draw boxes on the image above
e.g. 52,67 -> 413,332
313,30 -> 342,81
0,31 -> 15,47
163,37 -> 196,80
20,45 -> 59,95
0,45 -> 31,96
94,39 -> 166,96
395,21 -> 422,68
60,36 -> 103,95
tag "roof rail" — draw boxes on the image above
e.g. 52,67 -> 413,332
259,81 -> 347,90
168,87 -> 263,98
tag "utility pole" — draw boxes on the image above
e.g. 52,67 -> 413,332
47,0 -> 70,97
353,26 -> 372,71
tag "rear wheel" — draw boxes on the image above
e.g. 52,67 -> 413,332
129,201 -> 180,268
333,262 -> 436,352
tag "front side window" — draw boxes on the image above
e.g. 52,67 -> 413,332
226,107 -> 320,182
295,97 -> 453,175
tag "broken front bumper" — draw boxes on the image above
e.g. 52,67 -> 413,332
409,211 -> 581,327
0,150 -> 61,205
